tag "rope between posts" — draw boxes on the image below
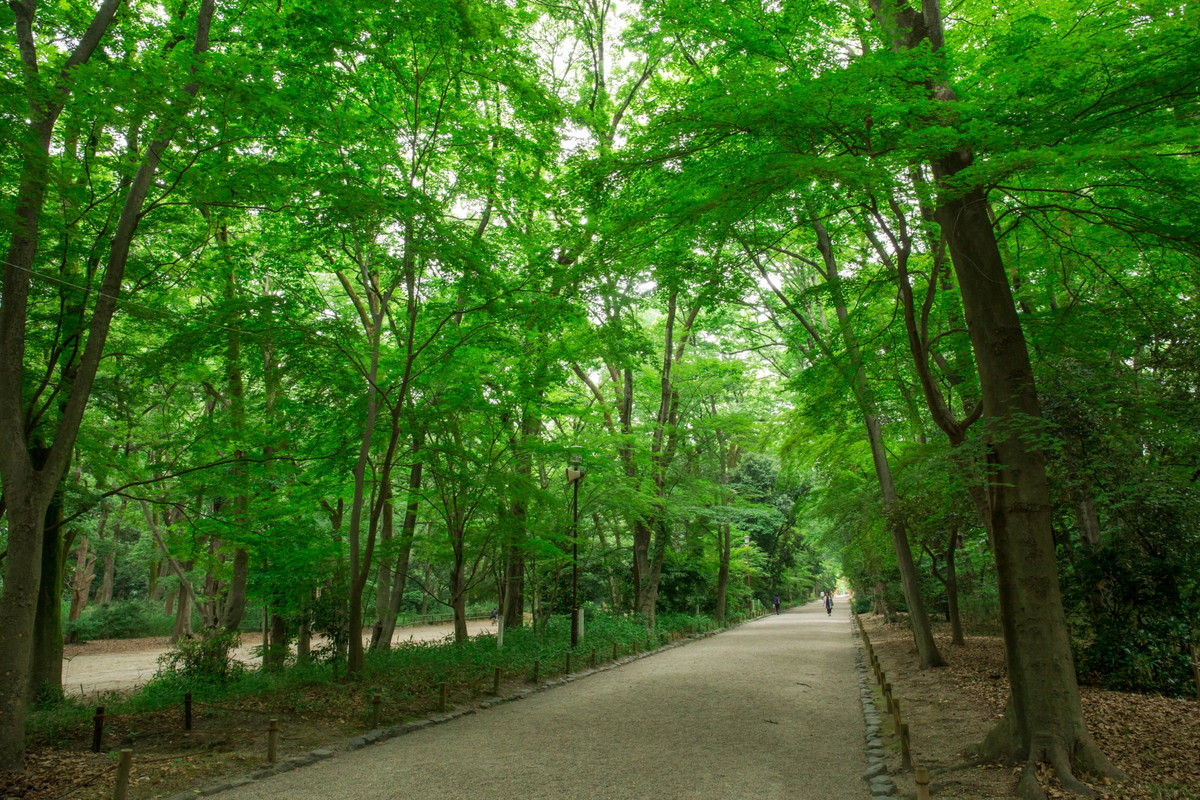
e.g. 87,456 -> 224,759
193,701 -> 297,716
135,751 -> 204,763
91,702 -> 183,721
180,726 -> 270,735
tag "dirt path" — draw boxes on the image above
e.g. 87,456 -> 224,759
214,602 -> 868,800
61,621 -> 497,696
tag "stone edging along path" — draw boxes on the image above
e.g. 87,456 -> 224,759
853,620 -> 899,799
161,611 -> 883,800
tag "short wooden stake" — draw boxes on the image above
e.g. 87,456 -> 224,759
112,748 -> 132,800
566,651 -> 572,673
438,682 -> 448,712
612,641 -> 619,660
184,692 -> 193,731
91,706 -> 105,754
532,659 -> 540,683
1191,643 -> 1200,700
901,722 -> 912,769
915,764 -> 931,800
267,719 -> 278,764
884,682 -> 893,713
492,667 -> 501,696
371,694 -> 382,728
590,648 -> 596,668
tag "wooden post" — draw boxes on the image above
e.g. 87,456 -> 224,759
900,722 -> 912,769
438,682 -> 448,712
371,695 -> 381,729
566,651 -> 572,674
112,749 -> 132,800
91,706 -> 105,753
184,692 -> 192,731
612,641 -> 619,660
267,719 -> 278,764
590,648 -> 596,668
1191,643 -> 1200,699
492,667 -> 501,696
915,764 -> 931,800
532,659 -> 540,684
884,682 -> 893,714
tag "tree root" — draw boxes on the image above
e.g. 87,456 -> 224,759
1012,736 -> 1125,800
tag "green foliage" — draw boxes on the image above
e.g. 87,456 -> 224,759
64,601 -> 174,642
1065,542 -> 1200,696
153,629 -> 246,688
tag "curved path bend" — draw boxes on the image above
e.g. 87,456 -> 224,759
218,601 -> 867,800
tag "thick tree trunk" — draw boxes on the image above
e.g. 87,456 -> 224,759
936,172 -> 1121,795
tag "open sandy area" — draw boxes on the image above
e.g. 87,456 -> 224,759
61,620 -> 497,695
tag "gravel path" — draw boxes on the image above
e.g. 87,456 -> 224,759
217,601 -> 867,800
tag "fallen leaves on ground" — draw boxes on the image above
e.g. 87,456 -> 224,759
863,617 -> 1200,800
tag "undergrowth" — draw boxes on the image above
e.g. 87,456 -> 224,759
28,611 -> 739,747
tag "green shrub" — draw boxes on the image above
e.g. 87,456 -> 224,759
154,628 -> 246,687
65,600 -> 174,641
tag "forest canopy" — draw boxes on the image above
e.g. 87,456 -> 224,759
2,1 -> 1198,796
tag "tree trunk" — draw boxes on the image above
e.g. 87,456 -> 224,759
29,488 -> 66,702
172,582 -> 193,642
935,171 -> 1121,793
715,522 -> 731,623
449,537 -> 469,643
68,534 -> 95,624
819,217 -> 945,669
944,528 -> 965,646
375,445 -> 423,649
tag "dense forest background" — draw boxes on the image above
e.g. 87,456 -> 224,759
2,0 -> 1197,794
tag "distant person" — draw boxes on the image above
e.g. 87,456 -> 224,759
824,592 -> 833,616
773,595 -> 781,614
489,608 -> 498,624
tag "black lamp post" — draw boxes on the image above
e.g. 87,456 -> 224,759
567,447 -> 584,649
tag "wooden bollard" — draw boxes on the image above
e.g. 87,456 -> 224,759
91,706 -> 105,753
112,748 -> 132,800
438,682 -> 448,712
612,641 -> 619,660
884,682 -> 893,713
915,765 -> 931,800
590,648 -> 596,668
492,667 -> 501,696
566,651 -> 572,673
267,719 -> 278,764
900,722 -> 912,769
371,694 -> 382,728
532,659 -> 540,683
184,692 -> 192,731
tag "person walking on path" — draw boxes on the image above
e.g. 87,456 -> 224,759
213,600 -> 865,800
773,595 -> 781,614
824,591 -> 834,616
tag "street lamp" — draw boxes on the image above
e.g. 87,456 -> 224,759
567,447 -> 585,649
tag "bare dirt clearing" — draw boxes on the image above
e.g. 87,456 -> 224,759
61,621 -> 497,695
